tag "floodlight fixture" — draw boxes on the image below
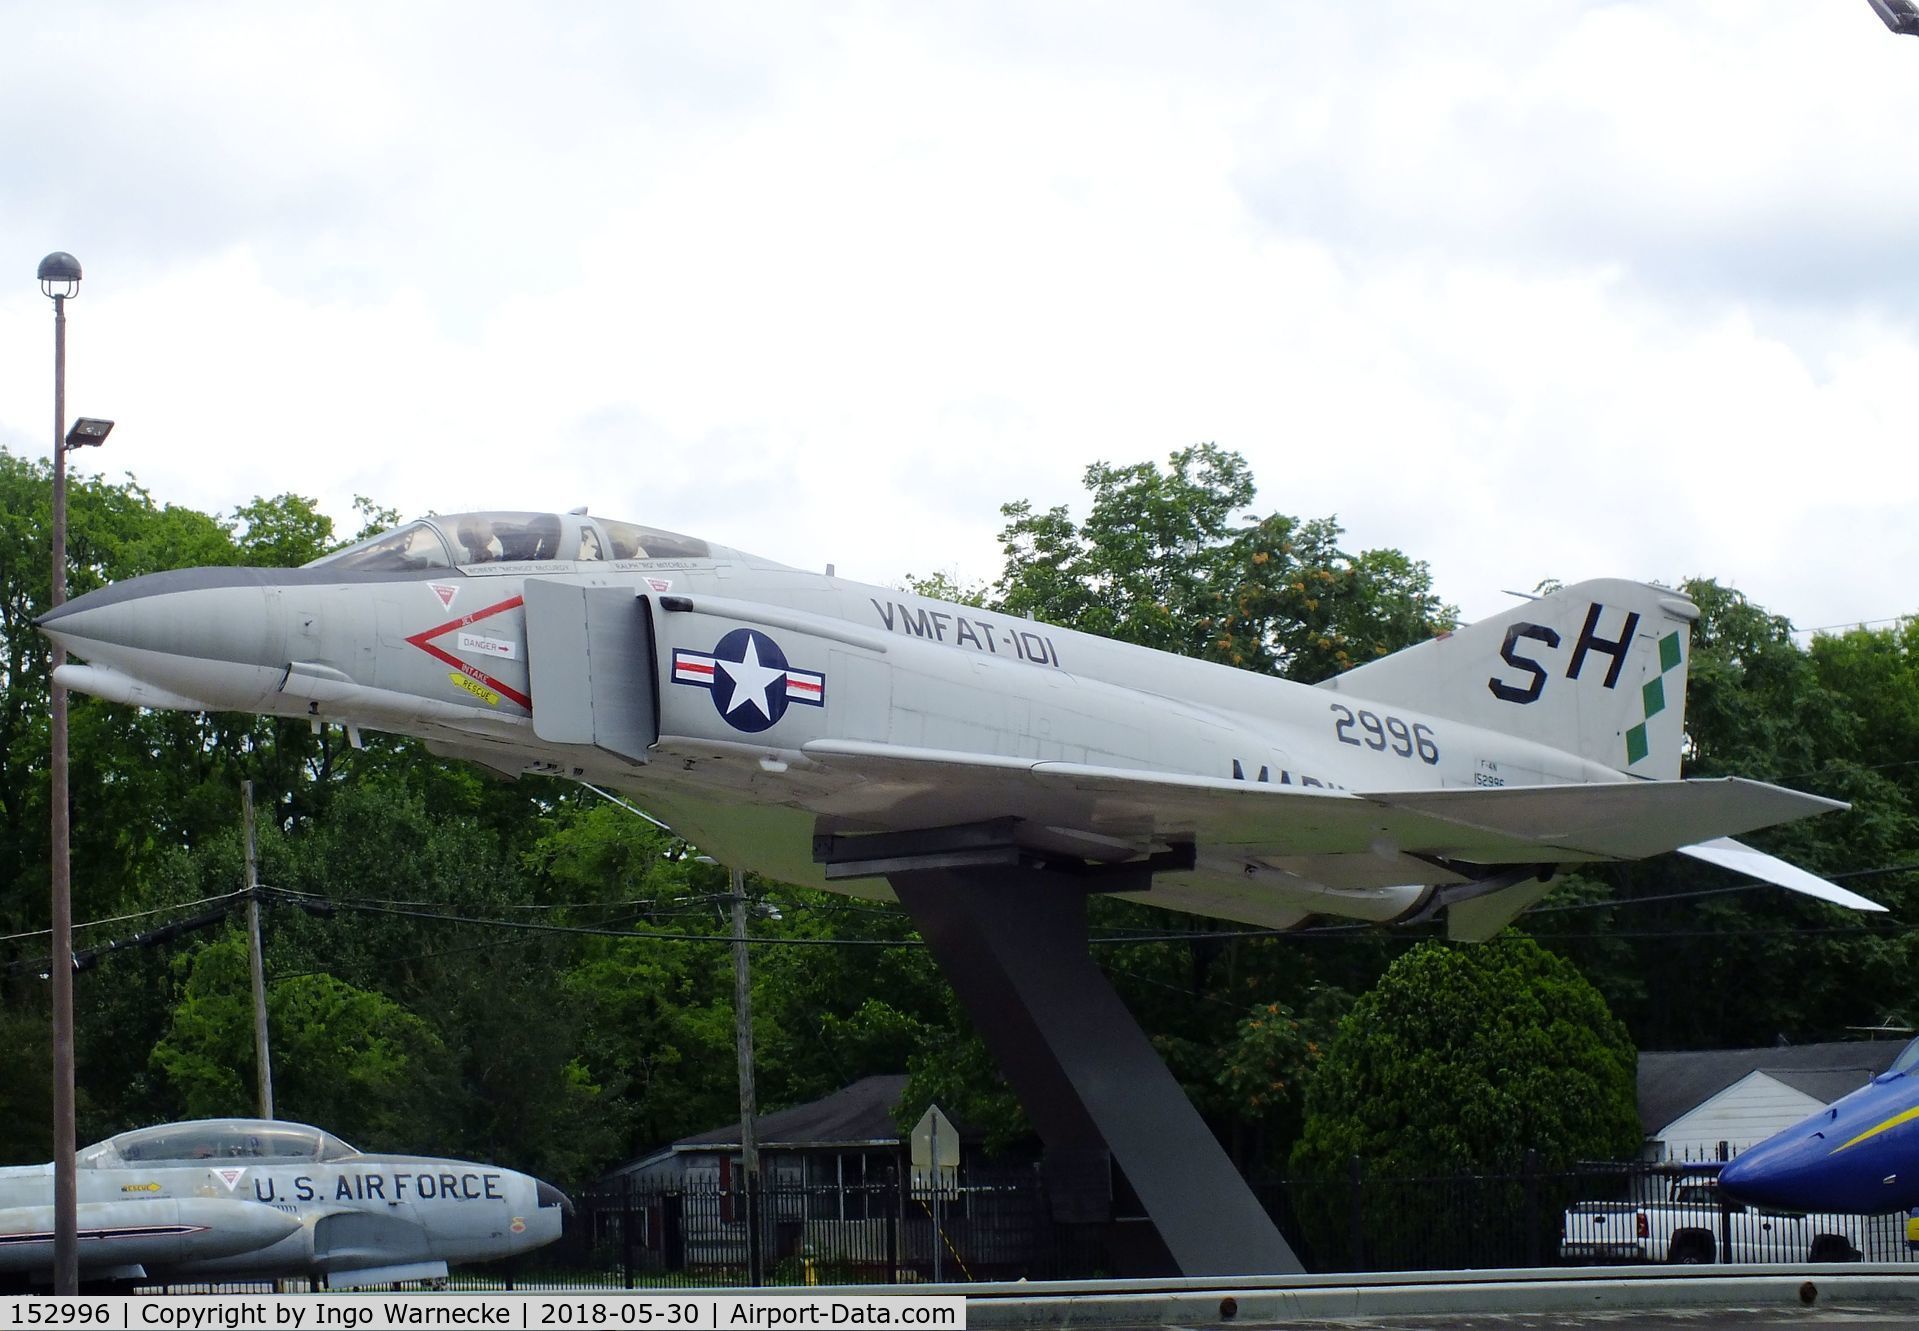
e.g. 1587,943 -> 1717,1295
66,418 -> 113,450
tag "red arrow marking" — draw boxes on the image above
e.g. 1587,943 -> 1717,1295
405,594 -> 533,710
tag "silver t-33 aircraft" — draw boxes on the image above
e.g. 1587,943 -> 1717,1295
34,508 -> 1882,1276
0,1118 -> 567,1290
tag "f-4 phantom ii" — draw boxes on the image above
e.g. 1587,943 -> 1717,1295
36,508 -> 1883,1276
0,1118 -> 567,1291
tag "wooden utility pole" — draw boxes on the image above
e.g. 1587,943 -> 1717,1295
730,868 -> 761,1284
242,781 -> 274,1119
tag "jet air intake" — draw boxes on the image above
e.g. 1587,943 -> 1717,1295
523,579 -> 659,763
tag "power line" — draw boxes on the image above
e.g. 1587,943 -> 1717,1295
1790,613 -> 1915,637
11,849 -> 1911,979
0,890 -> 248,943
297,892 -> 914,947
266,881 -> 726,915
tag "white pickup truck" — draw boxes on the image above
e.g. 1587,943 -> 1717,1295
1560,1171 -> 1909,1265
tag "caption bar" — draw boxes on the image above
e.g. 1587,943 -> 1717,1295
1,1296 -> 965,1331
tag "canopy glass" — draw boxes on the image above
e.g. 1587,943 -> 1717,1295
306,512 -> 741,572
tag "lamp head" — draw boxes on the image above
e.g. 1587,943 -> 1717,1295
65,418 -> 113,450
37,251 -> 82,300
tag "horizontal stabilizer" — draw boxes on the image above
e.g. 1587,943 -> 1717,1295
1364,777 -> 1846,860
1678,837 -> 1886,912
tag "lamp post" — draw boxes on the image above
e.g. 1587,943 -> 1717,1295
38,250 -> 108,1297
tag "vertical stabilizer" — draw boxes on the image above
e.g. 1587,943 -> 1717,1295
1320,579 -> 1697,780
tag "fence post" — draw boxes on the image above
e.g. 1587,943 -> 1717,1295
886,1172 -> 900,1284
1716,1140 -> 1733,1264
663,1191 -> 685,1274
622,1190 -> 635,1290
1347,1155 -> 1365,1272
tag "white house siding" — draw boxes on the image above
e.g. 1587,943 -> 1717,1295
1654,1072 -> 1824,1161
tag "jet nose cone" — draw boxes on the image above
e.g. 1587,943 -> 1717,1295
36,581 -> 117,636
537,1179 -> 575,1220
1717,1149 -> 1776,1203
37,567 -> 299,715
37,569 -> 265,652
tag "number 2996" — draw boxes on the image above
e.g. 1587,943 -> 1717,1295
1330,704 -> 1438,764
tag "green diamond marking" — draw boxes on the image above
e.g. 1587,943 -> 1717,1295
1659,632 -> 1682,674
1626,724 -> 1649,765
1642,676 -> 1666,719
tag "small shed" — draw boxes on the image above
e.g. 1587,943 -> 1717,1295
1637,1043 -> 1902,1161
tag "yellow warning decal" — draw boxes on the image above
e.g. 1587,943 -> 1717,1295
449,672 -> 501,707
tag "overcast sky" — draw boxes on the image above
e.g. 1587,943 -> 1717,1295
2,1 -> 1914,629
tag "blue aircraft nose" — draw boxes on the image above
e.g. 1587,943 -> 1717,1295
1720,1130 -> 1828,1209
1721,1076 -> 1919,1216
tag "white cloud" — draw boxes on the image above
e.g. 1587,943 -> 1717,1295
2,0 -> 1916,632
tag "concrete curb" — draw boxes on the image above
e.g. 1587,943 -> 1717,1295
850,1264 -> 1919,1326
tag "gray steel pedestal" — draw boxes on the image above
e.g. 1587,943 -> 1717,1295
889,868 -> 1303,1276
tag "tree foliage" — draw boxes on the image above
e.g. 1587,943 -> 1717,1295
151,933 -> 458,1150
992,443 -> 1457,680
1291,936 -> 1641,1178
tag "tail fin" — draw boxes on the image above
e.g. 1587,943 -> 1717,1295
1320,579 -> 1698,780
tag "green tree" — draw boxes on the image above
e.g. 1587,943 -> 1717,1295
1292,935 -> 1639,1178
992,444 -> 1455,680
1288,935 -> 1640,1269
150,933 -> 458,1150
1212,997 -> 1321,1170
227,493 -> 336,568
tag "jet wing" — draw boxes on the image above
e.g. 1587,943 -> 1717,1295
800,740 -> 1873,910
804,739 -> 1840,861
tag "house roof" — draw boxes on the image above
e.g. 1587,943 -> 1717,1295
600,1075 -> 988,1184
674,1073 -> 916,1151
1638,1043 -> 1900,1136
1768,1067 -> 1891,1107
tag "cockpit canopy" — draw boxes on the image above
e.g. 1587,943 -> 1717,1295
78,1118 -> 359,1167
1886,1034 -> 1919,1079
306,511 -> 746,573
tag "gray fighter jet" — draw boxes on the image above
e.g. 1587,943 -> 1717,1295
35,507 -> 1877,933
0,1118 -> 567,1290
35,509 -> 1879,1276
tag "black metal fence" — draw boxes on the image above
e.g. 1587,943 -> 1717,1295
472,1159 -> 1918,1289
478,1167 -> 1085,1289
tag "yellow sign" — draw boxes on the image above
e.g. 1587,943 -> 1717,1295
449,672 -> 501,707
122,1182 -> 161,1193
